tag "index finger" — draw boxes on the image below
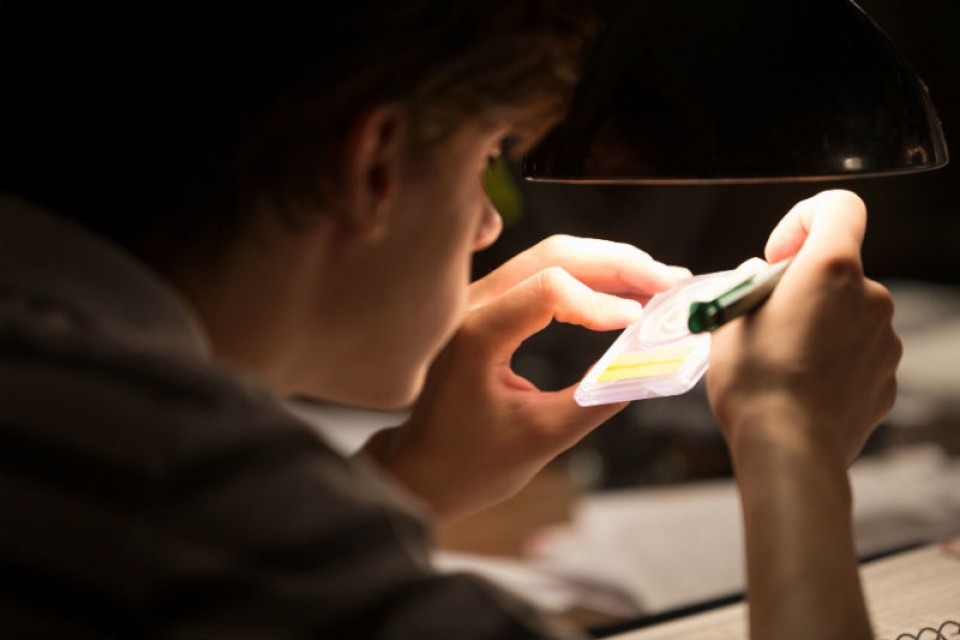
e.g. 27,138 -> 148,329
471,235 -> 690,308
465,266 -> 643,366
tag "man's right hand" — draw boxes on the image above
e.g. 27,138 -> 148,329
707,189 -> 901,470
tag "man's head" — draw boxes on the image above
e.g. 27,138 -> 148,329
0,2 -> 596,407
0,2 -> 593,267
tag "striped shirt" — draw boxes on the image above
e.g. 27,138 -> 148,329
0,196 -> 578,639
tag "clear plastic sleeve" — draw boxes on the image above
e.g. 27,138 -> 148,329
574,269 -> 750,406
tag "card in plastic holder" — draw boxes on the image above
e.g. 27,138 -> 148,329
574,269 -> 750,406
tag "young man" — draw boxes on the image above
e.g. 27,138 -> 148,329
0,3 -> 899,638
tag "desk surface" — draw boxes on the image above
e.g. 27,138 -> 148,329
607,539 -> 960,640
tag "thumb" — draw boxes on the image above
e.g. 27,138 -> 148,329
525,385 -> 629,449
765,190 -> 867,265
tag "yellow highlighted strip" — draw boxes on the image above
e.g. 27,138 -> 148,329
597,346 -> 694,382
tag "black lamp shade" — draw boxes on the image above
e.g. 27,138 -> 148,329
522,0 -> 949,184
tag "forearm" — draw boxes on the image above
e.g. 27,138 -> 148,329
732,417 -> 872,640
707,192 -> 896,639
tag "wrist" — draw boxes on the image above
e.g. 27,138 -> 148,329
359,430 -> 466,524
723,395 -> 855,516
735,443 -> 854,517
723,394 -> 848,476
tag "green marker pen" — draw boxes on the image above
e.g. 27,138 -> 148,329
688,257 -> 794,333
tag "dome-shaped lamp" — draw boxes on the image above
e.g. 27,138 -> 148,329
522,0 -> 948,184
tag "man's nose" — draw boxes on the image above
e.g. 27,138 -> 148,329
473,200 -> 503,252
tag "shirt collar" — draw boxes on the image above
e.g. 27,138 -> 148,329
0,194 -> 210,359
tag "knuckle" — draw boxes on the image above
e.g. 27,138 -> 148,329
890,331 -> 904,366
819,254 -> 863,283
452,314 -> 485,346
535,266 -> 570,301
878,292 -> 896,320
865,280 -> 896,319
537,234 -> 576,259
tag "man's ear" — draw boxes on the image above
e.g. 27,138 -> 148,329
327,105 -> 406,238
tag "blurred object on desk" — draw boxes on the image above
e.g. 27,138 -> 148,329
441,445 -> 960,628
432,551 -> 642,631
603,539 -> 960,640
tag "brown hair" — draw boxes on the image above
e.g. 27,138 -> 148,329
0,2 -> 595,267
